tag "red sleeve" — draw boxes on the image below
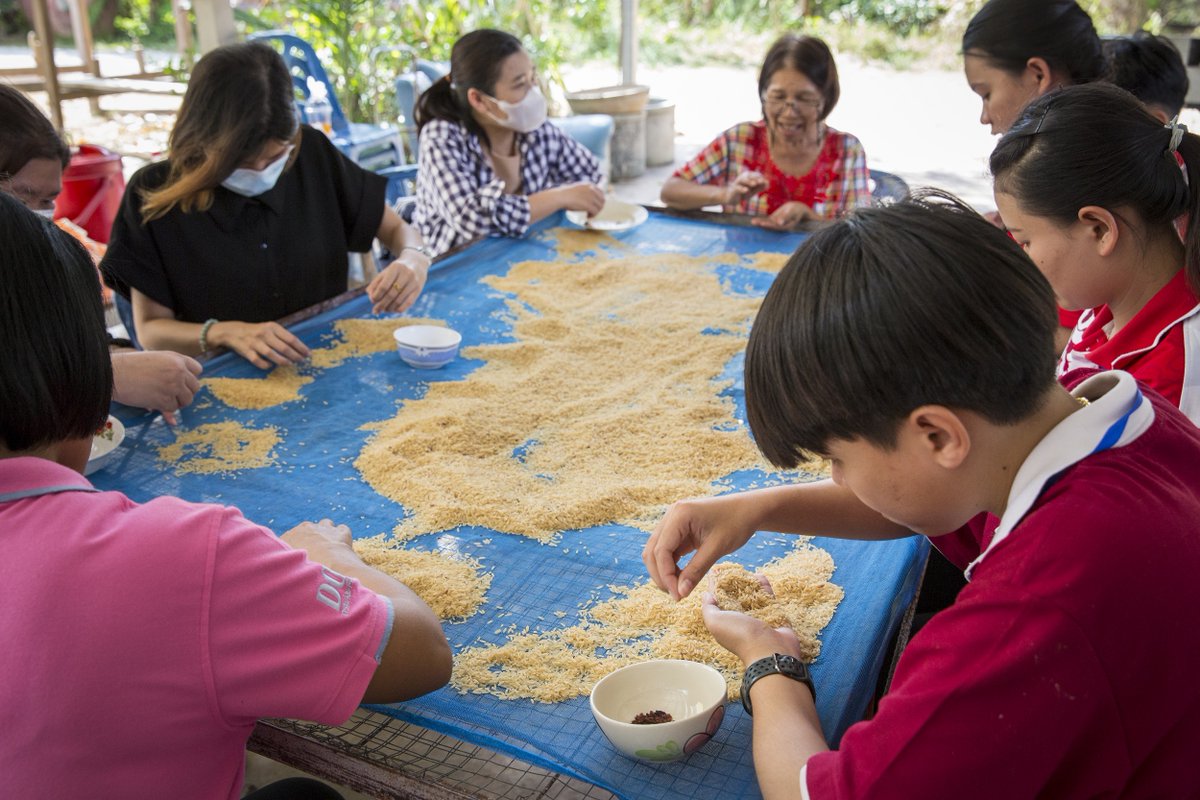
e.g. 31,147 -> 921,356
803,592 -> 1127,799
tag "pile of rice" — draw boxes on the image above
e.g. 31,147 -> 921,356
356,244 -> 822,543
452,541 -> 842,702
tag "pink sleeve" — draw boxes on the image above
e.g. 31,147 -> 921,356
202,511 -> 392,726
803,594 -> 1125,799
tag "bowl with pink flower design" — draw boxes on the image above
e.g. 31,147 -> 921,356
590,659 -> 726,763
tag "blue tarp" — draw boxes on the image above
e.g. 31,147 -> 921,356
94,211 -> 928,799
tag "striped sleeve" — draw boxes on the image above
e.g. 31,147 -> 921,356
824,132 -> 872,216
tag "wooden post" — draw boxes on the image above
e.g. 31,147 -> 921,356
29,0 -> 63,131
192,0 -> 237,54
620,0 -> 638,86
65,0 -> 102,114
173,0 -> 194,69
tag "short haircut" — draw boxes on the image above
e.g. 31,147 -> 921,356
758,35 -> 840,121
744,191 -> 1059,467
0,83 -> 70,177
962,0 -> 1105,86
991,82 -> 1200,295
0,191 -> 112,453
1104,33 -> 1189,120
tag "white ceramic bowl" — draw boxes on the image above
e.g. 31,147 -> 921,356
393,325 -> 462,369
590,659 -> 727,763
85,415 -> 125,476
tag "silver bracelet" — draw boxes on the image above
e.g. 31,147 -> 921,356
401,244 -> 431,259
199,318 -> 219,353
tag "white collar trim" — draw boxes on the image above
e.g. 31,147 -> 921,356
964,371 -> 1155,580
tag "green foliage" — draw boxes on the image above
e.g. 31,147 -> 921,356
114,0 -> 177,43
831,1 -> 950,35
250,0 -> 602,124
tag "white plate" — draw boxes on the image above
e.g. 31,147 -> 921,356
85,415 -> 125,476
566,197 -> 649,232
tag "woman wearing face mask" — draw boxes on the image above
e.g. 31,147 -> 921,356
101,42 -> 431,370
0,84 -> 203,424
412,29 -> 606,257
661,35 -> 869,229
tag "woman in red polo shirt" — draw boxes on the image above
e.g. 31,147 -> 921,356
991,83 -> 1200,423
660,35 -> 870,229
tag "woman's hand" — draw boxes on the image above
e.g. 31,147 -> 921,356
368,253 -> 428,315
701,575 -> 804,664
752,201 -> 818,230
724,170 -> 769,205
642,494 -> 761,600
110,349 -> 203,424
557,181 -> 606,216
281,518 -> 356,557
207,320 -> 310,369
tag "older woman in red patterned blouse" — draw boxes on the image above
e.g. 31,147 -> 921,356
661,35 -> 871,229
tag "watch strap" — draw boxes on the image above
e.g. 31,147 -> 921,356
740,653 -> 815,716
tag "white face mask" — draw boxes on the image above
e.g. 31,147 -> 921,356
221,145 -> 293,197
33,208 -> 55,219
484,87 -> 547,134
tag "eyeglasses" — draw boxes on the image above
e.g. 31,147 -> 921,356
761,93 -> 823,112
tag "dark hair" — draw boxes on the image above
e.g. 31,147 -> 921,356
141,42 -> 299,221
990,83 -> 1200,296
1104,33 -> 1189,119
414,29 -> 524,150
0,192 -> 112,453
963,0 -> 1105,85
0,83 -> 70,177
744,190 -> 1058,466
757,34 -> 840,121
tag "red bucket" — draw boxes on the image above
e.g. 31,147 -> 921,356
55,144 -> 126,244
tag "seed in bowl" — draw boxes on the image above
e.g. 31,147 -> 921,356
632,710 -> 673,725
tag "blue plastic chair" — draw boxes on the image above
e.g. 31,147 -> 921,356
869,169 -> 910,204
550,114 -> 614,176
249,31 -> 405,172
377,163 -> 419,221
394,57 -> 450,161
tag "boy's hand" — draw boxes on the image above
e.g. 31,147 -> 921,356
643,495 -> 758,601
700,575 -> 803,665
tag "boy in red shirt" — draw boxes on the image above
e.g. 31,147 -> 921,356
644,193 -> 1200,798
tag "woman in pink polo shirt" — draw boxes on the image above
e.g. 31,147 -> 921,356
991,82 -> 1200,423
0,192 -> 451,799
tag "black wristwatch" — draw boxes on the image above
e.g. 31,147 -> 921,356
740,653 -> 815,715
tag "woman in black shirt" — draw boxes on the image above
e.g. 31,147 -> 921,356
102,42 -> 431,369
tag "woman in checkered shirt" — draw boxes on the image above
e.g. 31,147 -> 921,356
661,35 -> 871,229
412,29 -> 606,256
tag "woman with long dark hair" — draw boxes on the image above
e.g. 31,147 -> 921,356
412,29 -> 605,256
102,42 -> 431,369
962,0 -> 1105,136
992,83 -> 1200,422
